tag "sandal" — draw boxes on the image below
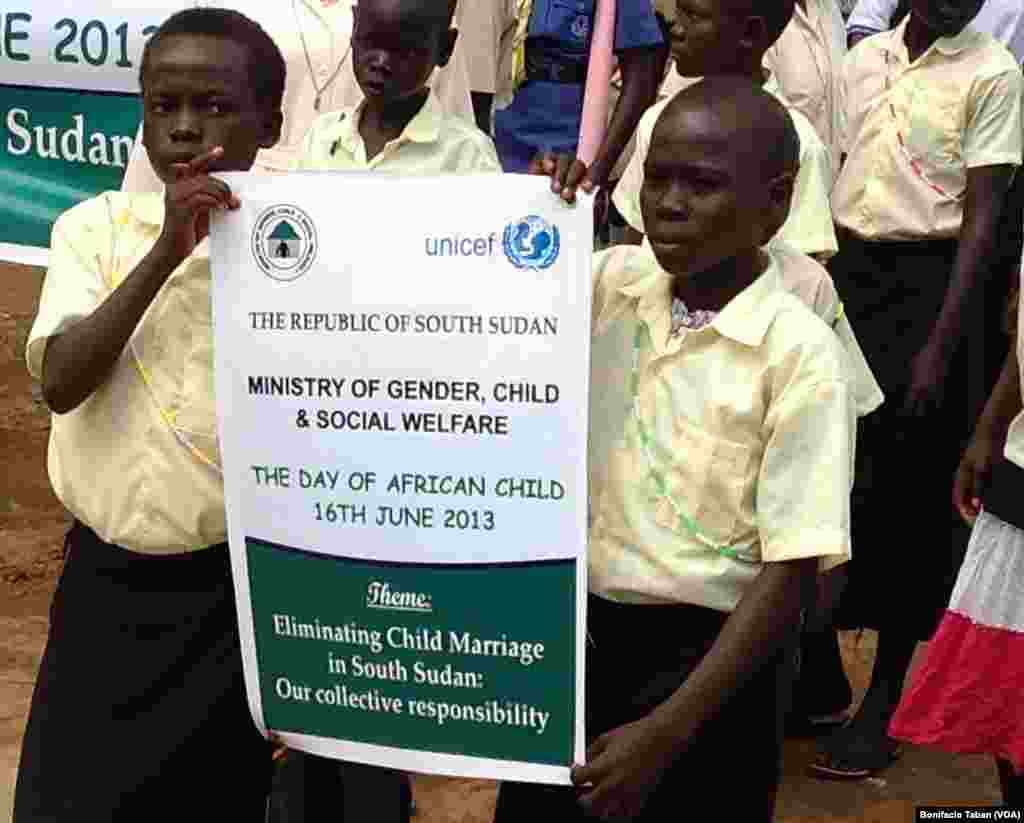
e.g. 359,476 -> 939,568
806,727 -> 902,780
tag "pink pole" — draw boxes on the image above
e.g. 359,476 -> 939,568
576,0 -> 616,168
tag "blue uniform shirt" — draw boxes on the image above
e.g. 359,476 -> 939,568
495,0 -> 663,172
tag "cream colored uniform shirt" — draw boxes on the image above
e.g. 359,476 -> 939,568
27,192 -> 224,554
588,245 -> 855,611
832,19 -> 1023,241
122,0 -> 476,191
298,92 -> 500,171
612,71 -> 840,259
765,0 -> 848,177
456,0 -> 503,94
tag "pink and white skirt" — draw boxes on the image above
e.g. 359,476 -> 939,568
889,511 -> 1024,772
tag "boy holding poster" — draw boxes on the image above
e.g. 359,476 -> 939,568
14,8 -> 284,821
496,76 -> 855,822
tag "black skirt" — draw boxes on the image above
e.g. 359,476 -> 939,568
14,522 -> 272,821
828,231 -> 1010,638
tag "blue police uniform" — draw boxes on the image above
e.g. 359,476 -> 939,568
494,0 -> 663,172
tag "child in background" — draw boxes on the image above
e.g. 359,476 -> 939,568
286,2 -> 500,820
613,0 -> 840,260
810,0 -> 1022,779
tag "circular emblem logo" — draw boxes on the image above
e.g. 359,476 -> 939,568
252,204 -> 318,282
502,215 -> 561,271
571,14 -> 590,40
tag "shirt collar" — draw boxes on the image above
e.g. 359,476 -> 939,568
609,252 -> 784,352
322,91 -> 444,158
886,15 -> 981,63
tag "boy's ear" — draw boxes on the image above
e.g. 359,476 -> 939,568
436,27 -> 457,69
764,170 -> 796,239
260,110 -> 284,150
736,14 -> 769,58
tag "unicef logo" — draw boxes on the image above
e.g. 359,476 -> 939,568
502,215 -> 561,271
252,204 -> 318,282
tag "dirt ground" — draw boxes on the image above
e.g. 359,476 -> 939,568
0,262 -> 1004,822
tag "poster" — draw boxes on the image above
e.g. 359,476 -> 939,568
211,173 -> 591,785
0,1 -> 184,265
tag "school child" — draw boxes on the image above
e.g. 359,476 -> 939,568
808,0 -> 1022,780
888,283 -> 1024,806
610,0 -> 839,260
492,0 -> 666,185
13,9 -> 285,821
299,0 -> 499,172
765,0 -> 848,175
281,2 -> 501,820
847,0 -> 1024,58
495,75 -> 856,823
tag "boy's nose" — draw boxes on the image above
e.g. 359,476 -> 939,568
169,112 -> 202,142
658,183 -> 691,217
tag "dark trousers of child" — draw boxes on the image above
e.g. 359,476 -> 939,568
269,751 -> 412,822
493,594 -> 797,823
13,522 -> 272,822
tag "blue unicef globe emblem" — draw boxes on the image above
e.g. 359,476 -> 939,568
502,215 -> 561,271
252,204 -> 318,282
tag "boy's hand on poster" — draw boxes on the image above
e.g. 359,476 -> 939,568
954,429 -> 1001,525
528,152 -> 607,215
571,715 -> 676,820
159,146 -> 241,262
905,339 -> 951,418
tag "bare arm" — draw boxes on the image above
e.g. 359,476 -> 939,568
907,165 -> 1015,416
587,45 -> 666,189
954,338 -> 1022,524
41,147 -> 238,414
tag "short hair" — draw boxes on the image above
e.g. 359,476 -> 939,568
359,0 -> 458,30
654,75 -> 800,182
726,0 -> 797,48
139,8 -> 286,110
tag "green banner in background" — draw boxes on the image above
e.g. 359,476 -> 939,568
0,85 -> 139,251
247,538 -> 577,767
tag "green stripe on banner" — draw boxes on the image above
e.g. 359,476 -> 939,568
246,538 -> 577,765
0,85 -> 140,249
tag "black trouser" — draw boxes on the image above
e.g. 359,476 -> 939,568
14,523 -> 272,821
494,595 -> 797,823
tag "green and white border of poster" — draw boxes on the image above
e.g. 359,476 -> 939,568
212,173 -> 591,784
0,3 -> 186,265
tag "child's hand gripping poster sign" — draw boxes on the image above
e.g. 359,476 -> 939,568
210,173 -> 590,784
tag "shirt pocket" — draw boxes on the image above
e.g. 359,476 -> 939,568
904,90 -> 962,172
653,416 -> 754,548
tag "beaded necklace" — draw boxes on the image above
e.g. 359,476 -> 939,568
628,317 -> 758,563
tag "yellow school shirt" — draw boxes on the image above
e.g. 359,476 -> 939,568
612,71 -> 840,259
456,0 -> 503,94
298,92 -> 501,171
588,245 -> 855,611
765,0 -> 847,176
833,18 -> 1023,242
26,192 -> 224,554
